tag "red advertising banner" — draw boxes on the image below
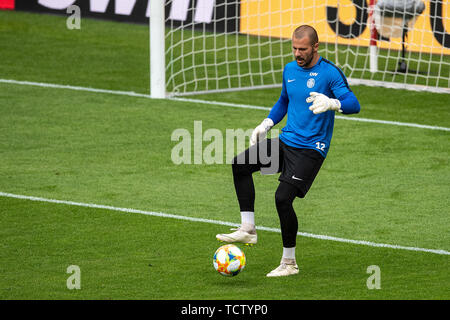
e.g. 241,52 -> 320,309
0,0 -> 14,10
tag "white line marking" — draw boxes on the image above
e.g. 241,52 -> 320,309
334,116 -> 450,131
1,78 -> 449,132
0,79 -> 152,99
172,97 -> 450,132
1,191 -> 448,256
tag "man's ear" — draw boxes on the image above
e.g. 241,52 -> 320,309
313,42 -> 319,53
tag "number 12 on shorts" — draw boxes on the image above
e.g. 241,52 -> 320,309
316,142 -> 326,151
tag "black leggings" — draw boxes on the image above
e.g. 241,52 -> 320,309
274,181 -> 299,248
232,140 -> 300,248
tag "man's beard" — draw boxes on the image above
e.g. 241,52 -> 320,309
296,54 -> 313,67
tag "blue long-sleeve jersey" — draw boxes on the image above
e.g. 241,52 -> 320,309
268,57 -> 360,157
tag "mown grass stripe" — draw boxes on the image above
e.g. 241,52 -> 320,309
1,191 -> 448,256
1,78 -> 449,132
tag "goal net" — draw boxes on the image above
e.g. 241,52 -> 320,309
157,0 -> 449,97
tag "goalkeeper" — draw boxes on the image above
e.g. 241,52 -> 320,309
216,25 -> 360,277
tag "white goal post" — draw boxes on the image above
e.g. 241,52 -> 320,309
150,0 -> 166,99
150,0 -> 450,98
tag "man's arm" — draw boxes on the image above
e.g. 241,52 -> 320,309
267,87 -> 289,124
250,75 -> 289,146
337,91 -> 360,114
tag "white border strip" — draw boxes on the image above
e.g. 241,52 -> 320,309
172,97 -> 450,132
348,78 -> 450,95
170,79 -> 450,96
1,191 -> 448,256
0,79 -> 152,99
1,78 -> 449,132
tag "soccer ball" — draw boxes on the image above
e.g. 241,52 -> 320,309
213,244 -> 246,277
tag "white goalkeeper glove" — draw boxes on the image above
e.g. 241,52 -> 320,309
250,118 -> 274,146
306,92 -> 342,114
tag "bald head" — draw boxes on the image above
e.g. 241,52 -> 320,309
292,25 -> 320,68
293,25 -> 318,46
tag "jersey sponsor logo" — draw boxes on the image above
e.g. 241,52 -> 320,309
307,78 -> 315,88
309,72 -> 318,76
287,79 -> 296,83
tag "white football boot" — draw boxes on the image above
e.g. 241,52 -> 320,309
266,262 -> 299,277
216,227 -> 257,245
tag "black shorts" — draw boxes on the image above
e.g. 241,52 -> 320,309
235,137 -> 324,198
277,140 -> 324,197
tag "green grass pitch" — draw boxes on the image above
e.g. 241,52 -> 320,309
0,10 -> 449,300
